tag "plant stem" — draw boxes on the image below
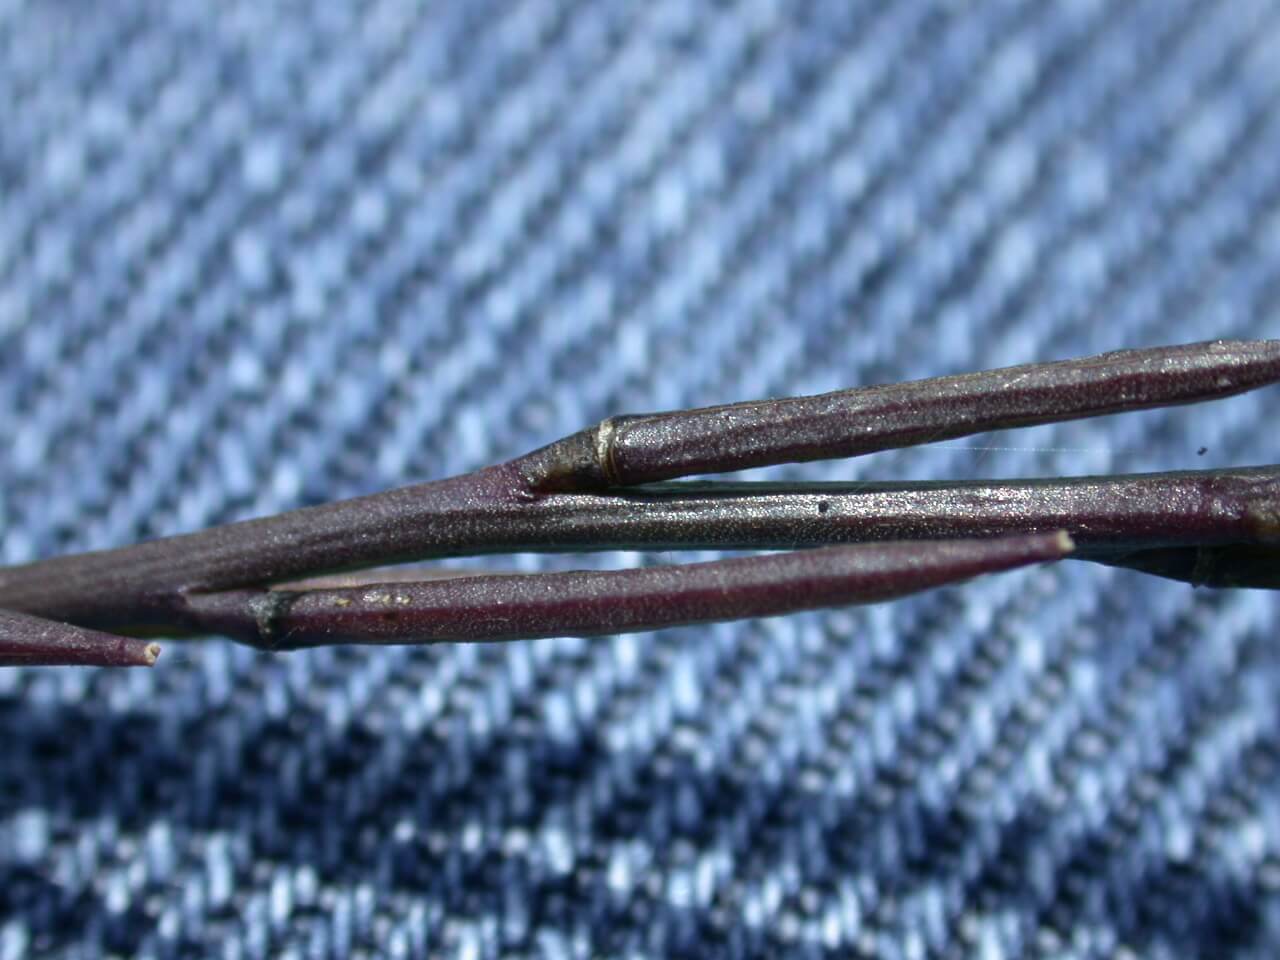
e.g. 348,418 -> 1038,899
0,610 -> 159,667
0,339 -> 1275,655
519,339 -> 1280,488
183,533 -> 1075,649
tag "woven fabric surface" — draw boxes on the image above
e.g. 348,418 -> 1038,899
3,0 -> 1280,956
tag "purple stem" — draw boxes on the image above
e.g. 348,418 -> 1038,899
0,609 -> 159,667
519,339 -> 1280,488
3,465 -> 1273,634
0,339 -> 1275,661
184,532 -> 1075,648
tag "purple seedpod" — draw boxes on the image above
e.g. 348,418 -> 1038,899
0,339 -> 1276,665
182,532 -> 1074,648
519,339 -> 1280,488
0,609 -> 159,667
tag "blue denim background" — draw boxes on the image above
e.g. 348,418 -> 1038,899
3,1 -> 1280,957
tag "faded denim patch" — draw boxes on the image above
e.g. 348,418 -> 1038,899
1,1 -> 1279,957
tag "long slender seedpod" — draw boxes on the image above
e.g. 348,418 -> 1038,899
0,339 -> 1276,664
183,533 -> 1075,649
518,339 -> 1280,488
0,610 -> 159,667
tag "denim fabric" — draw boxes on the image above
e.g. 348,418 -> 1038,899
3,1 -> 1280,957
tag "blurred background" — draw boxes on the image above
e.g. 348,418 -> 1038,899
2,0 -> 1280,956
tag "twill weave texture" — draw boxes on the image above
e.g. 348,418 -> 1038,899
2,1 -> 1280,957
